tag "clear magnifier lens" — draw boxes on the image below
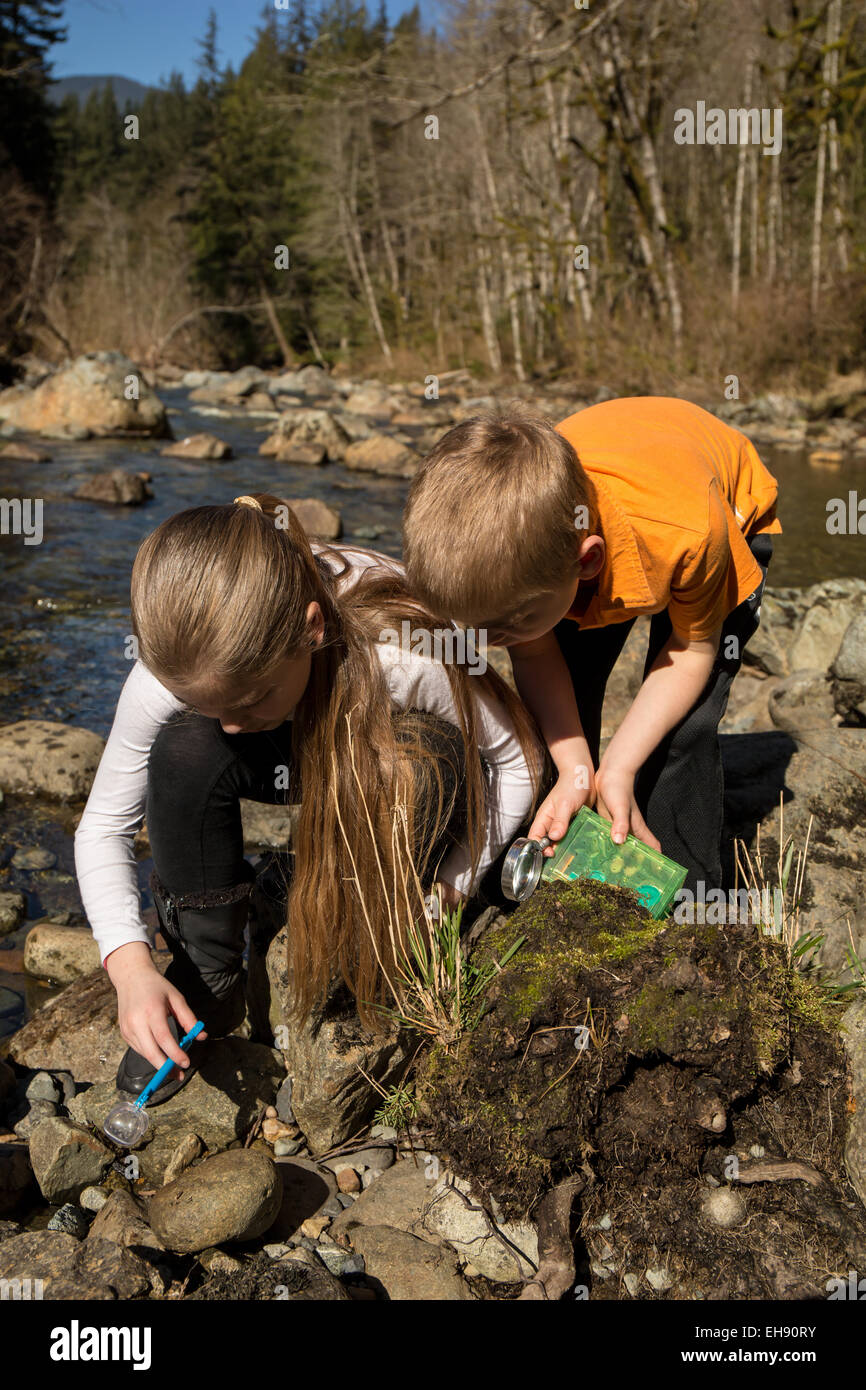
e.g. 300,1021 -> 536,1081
103,1101 -> 150,1147
501,837 -> 546,901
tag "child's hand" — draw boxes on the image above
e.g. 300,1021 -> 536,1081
595,762 -> 661,851
528,771 -> 594,855
105,943 -> 205,1073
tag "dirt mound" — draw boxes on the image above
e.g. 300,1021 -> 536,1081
416,879 -> 866,1299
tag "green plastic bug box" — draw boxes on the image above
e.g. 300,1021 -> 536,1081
540,806 -> 687,918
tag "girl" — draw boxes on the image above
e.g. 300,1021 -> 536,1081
74,493 -> 545,1103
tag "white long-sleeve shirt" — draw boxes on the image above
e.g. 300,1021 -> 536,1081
74,543 -> 539,964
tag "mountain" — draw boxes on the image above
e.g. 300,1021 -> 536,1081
48,75 -> 156,108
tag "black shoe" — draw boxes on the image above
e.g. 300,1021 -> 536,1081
115,1016 -> 199,1105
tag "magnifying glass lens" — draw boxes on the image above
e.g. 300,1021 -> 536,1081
501,837 -> 548,901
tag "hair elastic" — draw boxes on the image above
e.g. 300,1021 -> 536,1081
234,495 -> 263,511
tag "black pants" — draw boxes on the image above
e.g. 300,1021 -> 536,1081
146,706 -> 470,899
552,533 -> 773,894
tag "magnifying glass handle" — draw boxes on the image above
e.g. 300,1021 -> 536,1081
134,1020 -> 205,1110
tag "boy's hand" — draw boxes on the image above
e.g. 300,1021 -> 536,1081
595,761 -> 660,851
105,942 -> 205,1073
528,768 -> 594,854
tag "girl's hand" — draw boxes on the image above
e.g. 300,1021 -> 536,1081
105,943 -> 205,1073
527,768 -> 595,855
595,762 -> 660,851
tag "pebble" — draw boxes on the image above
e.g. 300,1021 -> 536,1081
79,1186 -> 108,1213
11,848 -> 56,871
47,1204 -> 91,1238
300,1215 -> 331,1240
296,1236 -> 318,1252
749,1144 -> 766,1158
361,1169 -> 380,1190
369,1124 -> 398,1142
594,1212 -> 612,1231
624,1272 -> 640,1297
336,1167 -> 360,1194
264,1242 -> 294,1259
335,1193 -> 355,1209
702,1187 -> 747,1229
315,1246 -> 365,1278
320,1196 -> 343,1218
274,1138 -> 304,1157
645,1267 -> 674,1292
25,1072 -> 62,1104
265,1106 -> 277,1119
275,1077 -> 295,1125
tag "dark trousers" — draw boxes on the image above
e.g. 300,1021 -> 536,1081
551,533 -> 773,894
146,707 -> 469,900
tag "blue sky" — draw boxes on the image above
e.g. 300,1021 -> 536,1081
52,0 -> 431,89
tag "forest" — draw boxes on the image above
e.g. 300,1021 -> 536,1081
2,0 -> 866,391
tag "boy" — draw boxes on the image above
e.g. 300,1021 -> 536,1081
402,395 -> 782,894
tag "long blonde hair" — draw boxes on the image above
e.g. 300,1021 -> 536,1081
130,493 -> 544,1030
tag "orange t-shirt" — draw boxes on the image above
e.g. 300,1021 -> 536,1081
554,396 -> 782,641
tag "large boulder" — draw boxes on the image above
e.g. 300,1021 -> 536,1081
261,910 -> 415,1154
147,1149 -> 282,1253
0,720 -> 105,800
0,353 -> 169,438
74,469 -> 153,505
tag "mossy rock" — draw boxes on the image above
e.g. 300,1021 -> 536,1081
416,879 -> 813,1224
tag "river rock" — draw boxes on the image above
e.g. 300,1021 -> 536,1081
161,432 -> 232,460
343,387 -> 397,419
0,1231 -> 151,1299
0,441 -> 51,461
0,1142 -> 34,1215
787,579 -> 865,672
88,1189 -> 164,1252
262,915 -> 415,1153
47,1203 -> 91,1237
10,847 -> 55,870
68,1037 -> 284,1184
260,408 -> 349,461
0,720 -> 105,799
348,1225 -> 473,1300
831,614 -> 866,724
343,434 -> 418,477
842,995 -> 866,1207
23,923 -> 101,983
24,1070 -> 62,1103
29,1116 -> 114,1202
12,1097 -> 57,1139
0,890 -> 26,935
147,1149 -> 282,1253
0,352 -> 169,438
5,956 -> 168,1083
767,669 -> 837,736
289,497 -> 342,539
75,468 -> 153,505
329,1157 -> 437,1243
162,1131 -> 204,1184
414,1171 -> 538,1282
